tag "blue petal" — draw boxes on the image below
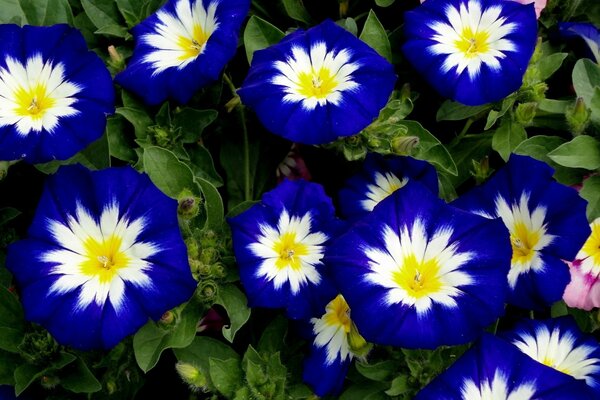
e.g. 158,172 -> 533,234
303,344 -> 351,397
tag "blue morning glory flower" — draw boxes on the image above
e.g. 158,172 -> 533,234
303,294 -> 369,397
0,24 -> 114,164
416,333 -> 594,399
6,165 -> 197,350
452,154 -> 590,310
237,19 -> 397,145
501,317 -> 600,396
559,22 -> 600,63
115,0 -> 250,105
228,179 -> 342,320
327,182 -> 511,349
402,0 -> 538,106
338,154 -> 439,221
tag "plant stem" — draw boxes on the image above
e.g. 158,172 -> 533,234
223,73 -> 251,202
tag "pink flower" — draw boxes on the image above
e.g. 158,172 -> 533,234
563,219 -> 600,310
276,143 -> 312,182
419,0 -> 546,19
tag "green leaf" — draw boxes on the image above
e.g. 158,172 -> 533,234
436,101 -> 490,121
538,53 -> 568,81
116,107 -> 153,139
115,0 -> 141,26
492,119 -> 527,161
173,108 -> 218,143
143,146 -> 200,198
537,99 -> 570,114
133,301 -> 203,373
398,121 -> 458,176
80,0 -> 122,31
14,352 -> 76,395
281,0 -> 311,24
106,115 -> 137,162
60,358 -> 102,393
0,287 -> 25,353
0,0 -> 26,24
580,176 -> 600,221
548,135 -> 600,170
257,315 -> 288,354
188,146 -> 223,187
375,0 -> 395,6
174,336 -> 240,392
338,17 -> 358,36
484,95 -> 516,130
573,58 -> 600,108
19,0 -> 74,25
195,176 -> 225,232
355,360 -> 398,382
385,375 -> 409,396
243,15 -> 285,64
551,300 -> 569,318
226,200 -> 259,218
339,381 -> 389,400
0,351 -> 22,385
94,23 -> 130,38
215,284 -> 251,343
208,357 -> 243,398
359,10 -> 392,62
0,207 -> 20,227
438,172 -> 458,202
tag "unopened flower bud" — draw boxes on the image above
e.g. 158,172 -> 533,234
159,310 -> 176,326
197,280 -> 218,303
40,375 -> 60,389
177,189 -> 201,219
175,362 -> 208,392
515,102 -> 537,126
566,97 -> 590,136
391,136 -> 419,155
348,322 -> 371,360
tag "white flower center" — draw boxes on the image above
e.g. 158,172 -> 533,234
249,210 -> 328,294
271,42 -> 360,110
494,193 -> 555,288
428,0 -> 517,78
142,0 -> 220,73
0,54 -> 80,135
42,202 -> 159,311
363,220 -> 473,314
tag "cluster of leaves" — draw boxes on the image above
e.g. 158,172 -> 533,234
0,0 -> 599,398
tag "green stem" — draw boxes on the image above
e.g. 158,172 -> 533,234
223,74 -> 251,202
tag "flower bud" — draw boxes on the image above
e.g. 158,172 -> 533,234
515,102 -> 537,126
566,97 -> 590,136
175,362 -> 208,392
391,136 -> 419,155
177,189 -> 201,220
40,375 -> 60,389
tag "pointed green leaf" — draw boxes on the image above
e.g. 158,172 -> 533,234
491,119 -> 527,161
215,284 -> 251,343
60,358 -> 102,393
281,0 -> 311,24
436,100 -> 489,121
573,58 -> 600,108
548,135 -> 600,170
143,146 -> 200,198
359,10 -> 392,62
243,15 -> 285,64
580,176 -> 600,221
209,357 -> 243,398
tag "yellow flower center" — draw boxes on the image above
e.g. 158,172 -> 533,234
324,295 -> 352,333
542,357 -> 570,375
14,84 -> 55,119
273,232 -> 308,271
455,27 -> 490,57
581,222 -> 600,265
297,67 -> 338,99
80,235 -> 130,284
177,23 -> 210,61
393,254 -> 442,298
511,222 -> 541,265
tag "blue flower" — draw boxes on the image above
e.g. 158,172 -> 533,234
237,19 -> 397,145
303,294 -> 370,397
328,183 -> 511,349
452,154 -> 590,310
6,165 -> 197,350
403,0 -> 538,106
501,316 -> 600,396
115,0 -> 250,105
0,24 -> 114,164
416,333 -> 594,399
338,154 -> 439,221
559,22 -> 600,63
228,179 -> 342,320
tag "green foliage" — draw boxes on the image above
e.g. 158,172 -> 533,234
244,15 -> 285,64
359,10 -> 392,62
215,284 -> 251,343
